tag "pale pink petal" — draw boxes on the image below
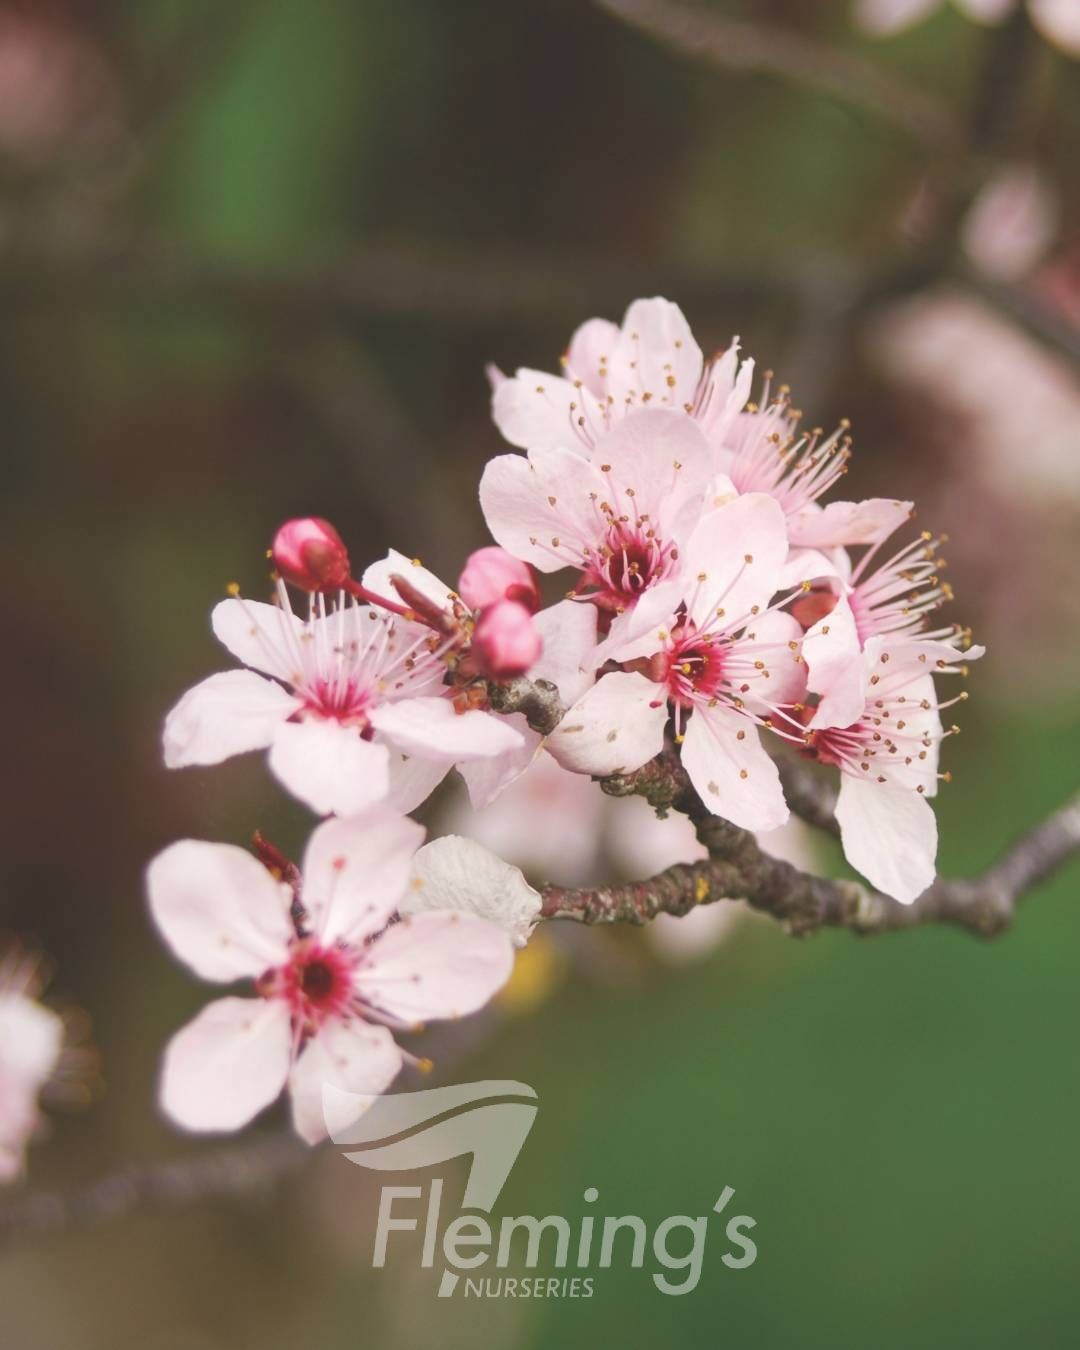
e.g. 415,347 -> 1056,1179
479,447 -> 599,572
383,747 -> 455,813
529,599 -> 599,707
787,498 -> 913,549
853,0 -> 940,35
546,671 -> 668,776
301,810 -> 425,946
288,1018 -> 403,1145
211,598 -> 303,681
0,996 -> 63,1085
491,368 -> 600,454
369,698 -> 525,760
744,610 -> 808,708
361,549 -> 454,614
403,835 -> 542,947
606,298 -> 703,413
592,409 -> 714,537
696,344 -> 755,446
268,718 -> 391,816
593,577 -> 684,665
457,718 -> 542,809
163,670 -> 301,768
683,492 -> 790,630
835,776 -> 937,904
147,840 -> 293,982
680,712 -> 789,832
954,0 -> 1014,22
160,997 -> 292,1133
777,547 -> 848,590
565,317 -> 621,396
1030,0 -> 1080,55
357,912 -> 514,1023
962,162 -> 1059,282
805,595 -> 868,729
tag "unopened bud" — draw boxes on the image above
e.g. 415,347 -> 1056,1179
458,546 -> 540,614
471,599 -> 542,680
272,518 -> 351,593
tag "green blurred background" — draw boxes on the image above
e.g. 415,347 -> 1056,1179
1,0 -> 1078,1345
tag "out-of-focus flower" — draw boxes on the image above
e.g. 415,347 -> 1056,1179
853,0 -> 1080,56
147,811 -> 517,1143
489,297 -> 752,456
0,949 -> 64,1182
961,163 -> 1060,282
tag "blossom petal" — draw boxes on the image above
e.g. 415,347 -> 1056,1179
565,317 -> 621,396
852,0 -> 940,36
457,718 -> 542,809
369,698 -> 525,760
491,368 -> 601,454
147,840 -> 293,982
744,610 -> 809,709
805,595 -> 868,730
684,492 -> 790,629
302,810 -> 425,946
592,408 -> 713,537
530,598 -> 599,707
606,298 -> 703,413
403,835 -> 542,947
357,912 -> 514,1023
163,670 -> 301,768
383,747 -> 455,813
835,776 -> 937,904
268,719 -> 391,816
288,1019 -> 403,1145
479,447 -> 597,572
680,712 -> 789,832
546,671 -> 667,776
160,997 -> 292,1133
211,598 -> 303,681
1030,0 -> 1080,56
361,550 -> 454,614
787,498 -> 913,549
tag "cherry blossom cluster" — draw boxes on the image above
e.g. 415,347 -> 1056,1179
152,296 -> 980,1145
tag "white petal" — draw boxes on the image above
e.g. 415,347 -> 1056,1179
805,595 -> 868,730
565,317 -> 621,396
594,577 -> 684,665
491,368 -> 602,454
592,409 -> 713,537
457,718 -> 542,809
743,610 -> 808,709
268,719 -> 391,816
546,671 -> 668,776
301,810 -> 425,946
358,912 -> 514,1023
955,0 -> 1013,22
681,712 -> 789,832
0,996 -> 63,1085
684,492 -> 790,629
146,840 -> 293,982
607,298 -> 703,413
835,776 -> 937,904
852,0 -> 940,35
479,447 -> 598,572
211,598 -> 303,681
1030,0 -> 1080,56
288,1019 -> 403,1145
163,670 -> 300,768
369,698 -> 525,760
382,747 -> 455,813
160,997 -> 292,1133
787,498 -> 913,549
403,835 -> 542,947
361,549 -> 454,613
530,599 -> 599,708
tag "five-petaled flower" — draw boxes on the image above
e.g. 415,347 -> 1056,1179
147,810 -> 532,1143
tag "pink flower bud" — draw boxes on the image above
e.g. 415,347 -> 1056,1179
272,518 -> 351,593
458,547 -> 540,614
471,600 -> 542,680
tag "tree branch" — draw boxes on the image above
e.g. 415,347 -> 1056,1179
593,0 -> 961,151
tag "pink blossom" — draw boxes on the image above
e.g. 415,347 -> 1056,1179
480,408 -> 717,622
163,560 -> 527,817
147,811 -> 517,1143
547,493 -> 811,832
470,599 -> 543,679
805,636 -> 983,902
489,297 -> 753,456
0,951 -> 64,1182
853,0 -> 1079,56
457,546 -> 540,613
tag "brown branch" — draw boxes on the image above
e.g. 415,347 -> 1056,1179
0,1129 -> 309,1251
593,0 -> 961,151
